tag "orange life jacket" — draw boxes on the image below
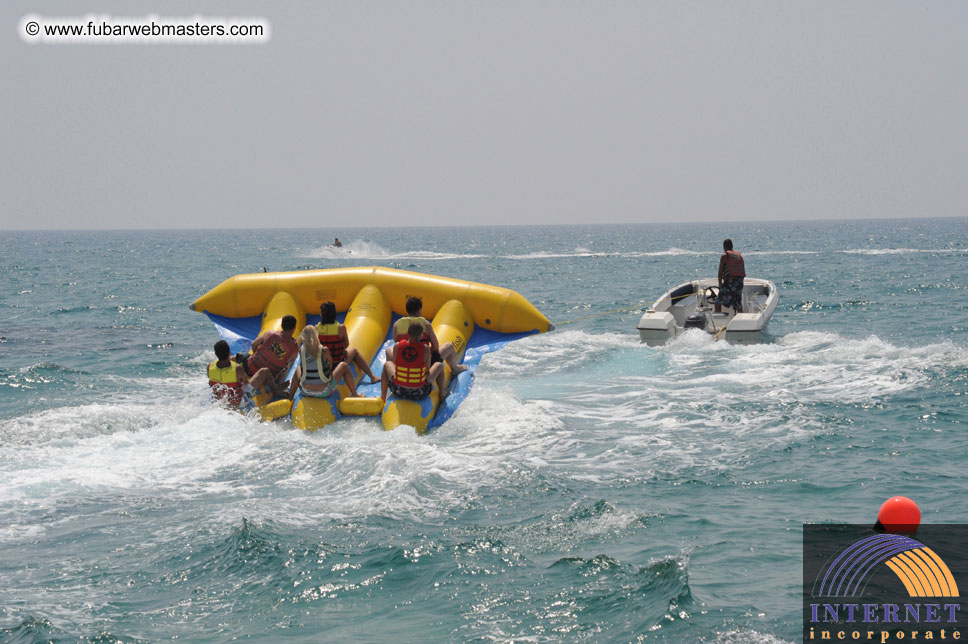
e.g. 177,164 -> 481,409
316,322 -> 347,364
393,338 -> 427,388
208,360 -> 243,407
247,331 -> 298,375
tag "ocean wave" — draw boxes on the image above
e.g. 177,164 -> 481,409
474,499 -> 650,555
0,618 -> 61,644
542,551 -> 695,638
53,305 -> 98,315
713,630 -> 796,644
1,362 -> 90,391
158,517 -> 288,582
0,611 -> 151,643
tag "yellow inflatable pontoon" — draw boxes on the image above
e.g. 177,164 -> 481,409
192,267 -> 553,433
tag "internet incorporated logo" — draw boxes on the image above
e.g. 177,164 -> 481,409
816,533 -> 959,599
803,524 -> 965,643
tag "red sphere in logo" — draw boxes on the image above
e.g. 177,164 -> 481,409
877,496 -> 921,533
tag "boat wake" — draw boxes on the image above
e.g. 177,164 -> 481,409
474,328 -> 968,482
304,240 -> 485,261
839,247 -> 965,255
305,240 -> 392,259
504,247 -> 713,260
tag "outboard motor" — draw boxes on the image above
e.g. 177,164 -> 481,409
684,312 -> 706,330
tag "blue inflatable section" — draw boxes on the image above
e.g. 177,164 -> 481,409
204,312 -> 535,430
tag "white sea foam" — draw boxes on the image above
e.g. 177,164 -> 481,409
628,247 -> 713,257
476,329 -> 634,379
304,239 -> 391,259
714,630 -> 796,644
503,250 -> 619,260
2,327 -> 964,534
464,328 -> 968,480
503,247 -> 712,260
303,239 -> 485,261
0,354 -> 582,533
839,248 -> 964,255
238,386 -> 574,525
744,250 -> 818,255
390,250 -> 488,260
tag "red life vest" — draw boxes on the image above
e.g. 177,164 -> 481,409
316,322 -> 347,364
208,360 -> 243,407
246,331 -> 298,375
393,338 -> 427,388
724,250 -> 746,278
393,316 -> 430,344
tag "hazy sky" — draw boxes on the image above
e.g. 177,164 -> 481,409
3,1 -> 966,230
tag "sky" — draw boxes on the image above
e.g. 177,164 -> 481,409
2,1 -> 966,230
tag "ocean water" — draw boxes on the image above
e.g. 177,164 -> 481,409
1,219 -> 966,643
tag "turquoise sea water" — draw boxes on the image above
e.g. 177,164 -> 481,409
1,219 -> 966,643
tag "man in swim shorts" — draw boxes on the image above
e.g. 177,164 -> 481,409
715,238 -> 745,314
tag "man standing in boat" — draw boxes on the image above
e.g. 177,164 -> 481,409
714,238 -> 745,314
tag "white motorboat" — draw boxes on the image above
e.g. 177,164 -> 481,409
637,277 -> 779,345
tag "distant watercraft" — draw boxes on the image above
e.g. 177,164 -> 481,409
636,277 -> 778,345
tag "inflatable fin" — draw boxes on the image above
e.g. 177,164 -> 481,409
341,284 -> 392,388
259,291 -> 305,338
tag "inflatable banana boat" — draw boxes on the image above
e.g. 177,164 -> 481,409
191,267 -> 554,433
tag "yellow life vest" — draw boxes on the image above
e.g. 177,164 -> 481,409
393,316 -> 427,341
317,322 -> 340,336
208,360 -> 239,384
316,322 -> 347,362
208,360 -> 243,406
299,346 -> 331,387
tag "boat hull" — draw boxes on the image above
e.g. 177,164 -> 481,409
637,277 -> 778,346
